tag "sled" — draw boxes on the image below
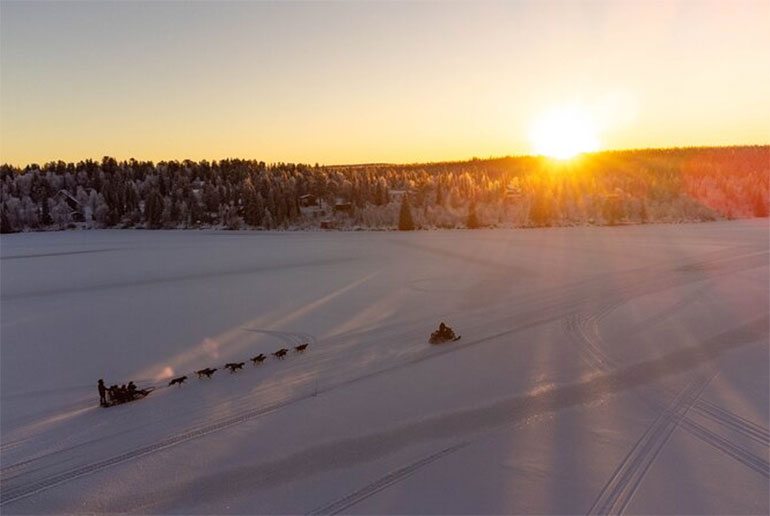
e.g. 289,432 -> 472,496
429,332 -> 462,345
102,386 -> 156,408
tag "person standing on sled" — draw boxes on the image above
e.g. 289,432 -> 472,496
98,379 -> 107,407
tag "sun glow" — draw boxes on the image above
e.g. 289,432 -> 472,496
530,106 -> 601,160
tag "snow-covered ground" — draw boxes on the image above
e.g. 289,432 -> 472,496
1,221 -> 768,515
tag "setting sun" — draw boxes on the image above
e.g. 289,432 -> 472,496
530,106 -> 601,159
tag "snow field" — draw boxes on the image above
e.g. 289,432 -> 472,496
1,221 -> 768,514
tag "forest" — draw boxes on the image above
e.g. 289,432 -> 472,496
1,146 -> 767,233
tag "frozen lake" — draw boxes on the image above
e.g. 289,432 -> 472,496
1,221 -> 768,514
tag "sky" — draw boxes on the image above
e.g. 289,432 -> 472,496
1,0 -> 768,166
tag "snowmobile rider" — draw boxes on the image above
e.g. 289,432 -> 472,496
127,381 -> 137,399
438,322 -> 454,339
98,379 -> 107,407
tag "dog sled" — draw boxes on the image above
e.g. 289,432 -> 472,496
102,386 -> 156,408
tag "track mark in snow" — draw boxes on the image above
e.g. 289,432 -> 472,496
624,286 -> 708,336
390,239 -> 525,274
0,397 -> 299,505
680,418 -> 769,478
0,248 -> 119,260
242,328 -> 317,346
563,313 -> 613,371
563,297 -> 770,477
306,442 -> 469,515
588,374 -> 715,516
692,400 -> 770,447
2,257 -> 358,300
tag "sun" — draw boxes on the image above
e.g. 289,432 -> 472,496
530,106 -> 601,159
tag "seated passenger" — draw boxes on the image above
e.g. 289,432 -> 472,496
108,385 -> 119,404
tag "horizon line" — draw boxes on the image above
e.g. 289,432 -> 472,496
2,143 -> 769,170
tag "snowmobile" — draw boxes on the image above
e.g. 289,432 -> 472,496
429,324 -> 461,344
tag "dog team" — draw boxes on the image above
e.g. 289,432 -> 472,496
167,343 -> 310,387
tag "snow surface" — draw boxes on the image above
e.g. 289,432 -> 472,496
1,221 -> 768,514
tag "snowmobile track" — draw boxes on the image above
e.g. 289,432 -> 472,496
587,374 -> 715,516
679,418 -> 769,478
242,328 -> 317,346
0,396 -> 302,505
306,442 -> 469,515
564,300 -> 770,469
692,400 -> 770,447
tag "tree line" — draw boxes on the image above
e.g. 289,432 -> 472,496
1,146 -> 767,234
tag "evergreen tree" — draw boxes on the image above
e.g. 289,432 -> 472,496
169,198 -> 182,226
224,205 -> 243,230
529,192 -> 552,227
243,178 -> 261,226
603,196 -> 622,226
752,192 -> 769,217
51,198 -> 73,229
40,197 -> 52,226
253,193 -> 265,227
263,208 -> 274,229
94,194 -> 110,226
188,191 -> 202,227
202,184 -> 220,222
1,203 -> 14,233
398,194 -> 415,230
467,201 -> 480,229
21,196 -> 39,228
145,190 -> 164,229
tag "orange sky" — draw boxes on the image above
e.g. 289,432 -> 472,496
1,1 -> 768,166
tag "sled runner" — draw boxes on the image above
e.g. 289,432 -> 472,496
429,331 -> 462,344
102,386 -> 155,408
